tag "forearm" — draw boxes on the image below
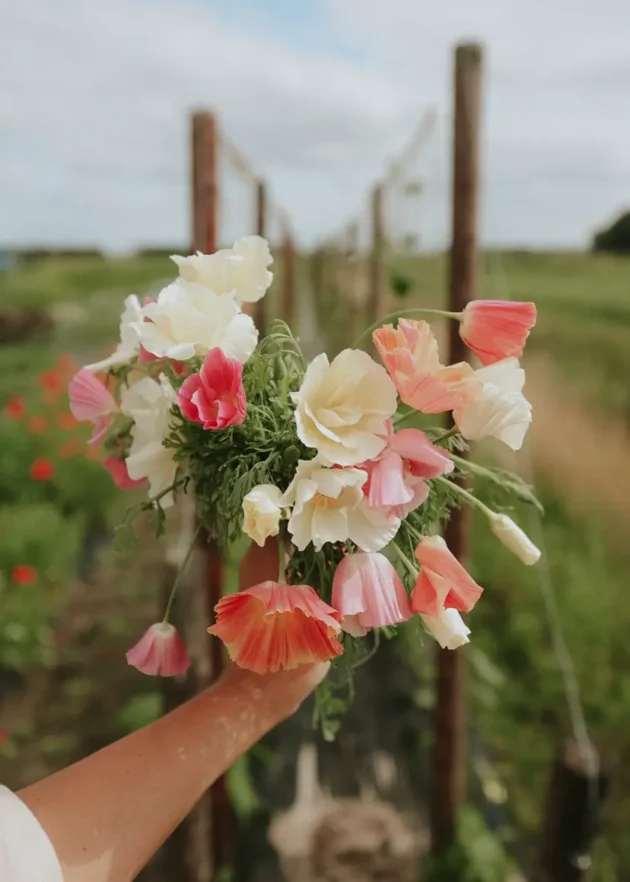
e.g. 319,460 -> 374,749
18,666 -> 318,882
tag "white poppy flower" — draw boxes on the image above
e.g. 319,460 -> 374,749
292,349 -> 398,467
171,235 -> 273,304
281,458 -> 400,553
489,512 -> 541,565
132,279 -> 257,363
121,375 -> 178,507
243,484 -> 285,547
421,608 -> 470,650
85,294 -> 142,371
453,358 -> 532,450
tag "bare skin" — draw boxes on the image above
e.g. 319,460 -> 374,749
18,542 -> 327,882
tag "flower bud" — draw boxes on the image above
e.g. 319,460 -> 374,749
489,513 -> 541,565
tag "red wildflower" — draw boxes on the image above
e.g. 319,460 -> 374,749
5,396 -> 25,419
39,370 -> 63,395
27,415 -> 47,434
30,458 -> 55,481
11,565 -> 39,586
57,353 -> 78,376
58,412 -> 79,431
59,439 -> 81,459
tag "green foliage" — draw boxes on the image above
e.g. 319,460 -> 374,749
420,809 -> 516,882
592,211 -> 630,254
115,692 -> 162,734
390,270 -> 414,299
172,323 -> 312,549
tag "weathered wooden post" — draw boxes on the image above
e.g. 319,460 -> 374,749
538,739 -> 608,881
430,43 -> 484,859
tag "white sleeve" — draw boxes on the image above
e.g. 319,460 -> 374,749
0,785 -> 63,881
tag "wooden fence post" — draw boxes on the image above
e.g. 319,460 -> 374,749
430,43 -> 484,859
282,231 -> 295,327
368,184 -> 384,325
163,110 -> 234,882
254,179 -> 268,333
538,740 -> 608,882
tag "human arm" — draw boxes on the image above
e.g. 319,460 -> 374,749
16,543 -> 326,882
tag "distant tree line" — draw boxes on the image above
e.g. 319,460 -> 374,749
592,210 -> 630,254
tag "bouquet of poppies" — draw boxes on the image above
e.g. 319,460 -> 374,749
68,235 -> 540,731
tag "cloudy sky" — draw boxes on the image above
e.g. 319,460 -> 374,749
2,0 -> 629,251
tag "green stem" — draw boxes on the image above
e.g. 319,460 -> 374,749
392,542 -> 419,578
162,524 -> 202,624
351,629 -> 381,669
277,530 -> 287,582
435,475 -> 494,518
433,426 -> 459,445
352,307 -> 463,350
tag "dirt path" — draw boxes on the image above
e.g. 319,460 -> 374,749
499,355 -> 630,532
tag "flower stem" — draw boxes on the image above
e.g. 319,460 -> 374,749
277,530 -> 287,582
433,426 -> 459,445
162,524 -> 202,624
392,542 -> 419,578
352,307 -> 463,350
351,629 -> 381,669
435,475 -> 495,518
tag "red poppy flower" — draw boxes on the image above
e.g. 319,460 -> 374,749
57,353 -> 78,376
58,412 -> 79,431
38,370 -> 63,395
27,415 -> 47,434
11,565 -> 39,586
30,459 -> 55,481
59,439 -> 81,459
5,396 -> 25,419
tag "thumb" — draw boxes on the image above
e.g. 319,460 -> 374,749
238,540 -> 279,591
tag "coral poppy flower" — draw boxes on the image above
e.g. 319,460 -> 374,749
5,396 -> 25,419
460,300 -> 537,366
209,581 -> 344,674
27,415 -> 47,435
11,565 -> 39,586
411,535 -> 483,616
373,319 -> 474,413
103,457 -> 146,490
126,623 -> 191,677
30,459 -> 55,481
331,552 -> 411,636
177,347 -> 247,430
68,369 -> 118,444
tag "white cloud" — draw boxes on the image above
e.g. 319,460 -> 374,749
1,0 -> 629,250
0,0 -> 416,250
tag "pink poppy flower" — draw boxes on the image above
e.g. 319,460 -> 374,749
103,457 -> 146,490
331,552 -> 411,636
361,422 -> 454,518
460,300 -> 537,365
373,319 -> 475,413
208,581 -> 343,674
411,535 -> 483,616
177,347 -> 246,430
126,622 -> 191,676
68,369 -> 118,444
